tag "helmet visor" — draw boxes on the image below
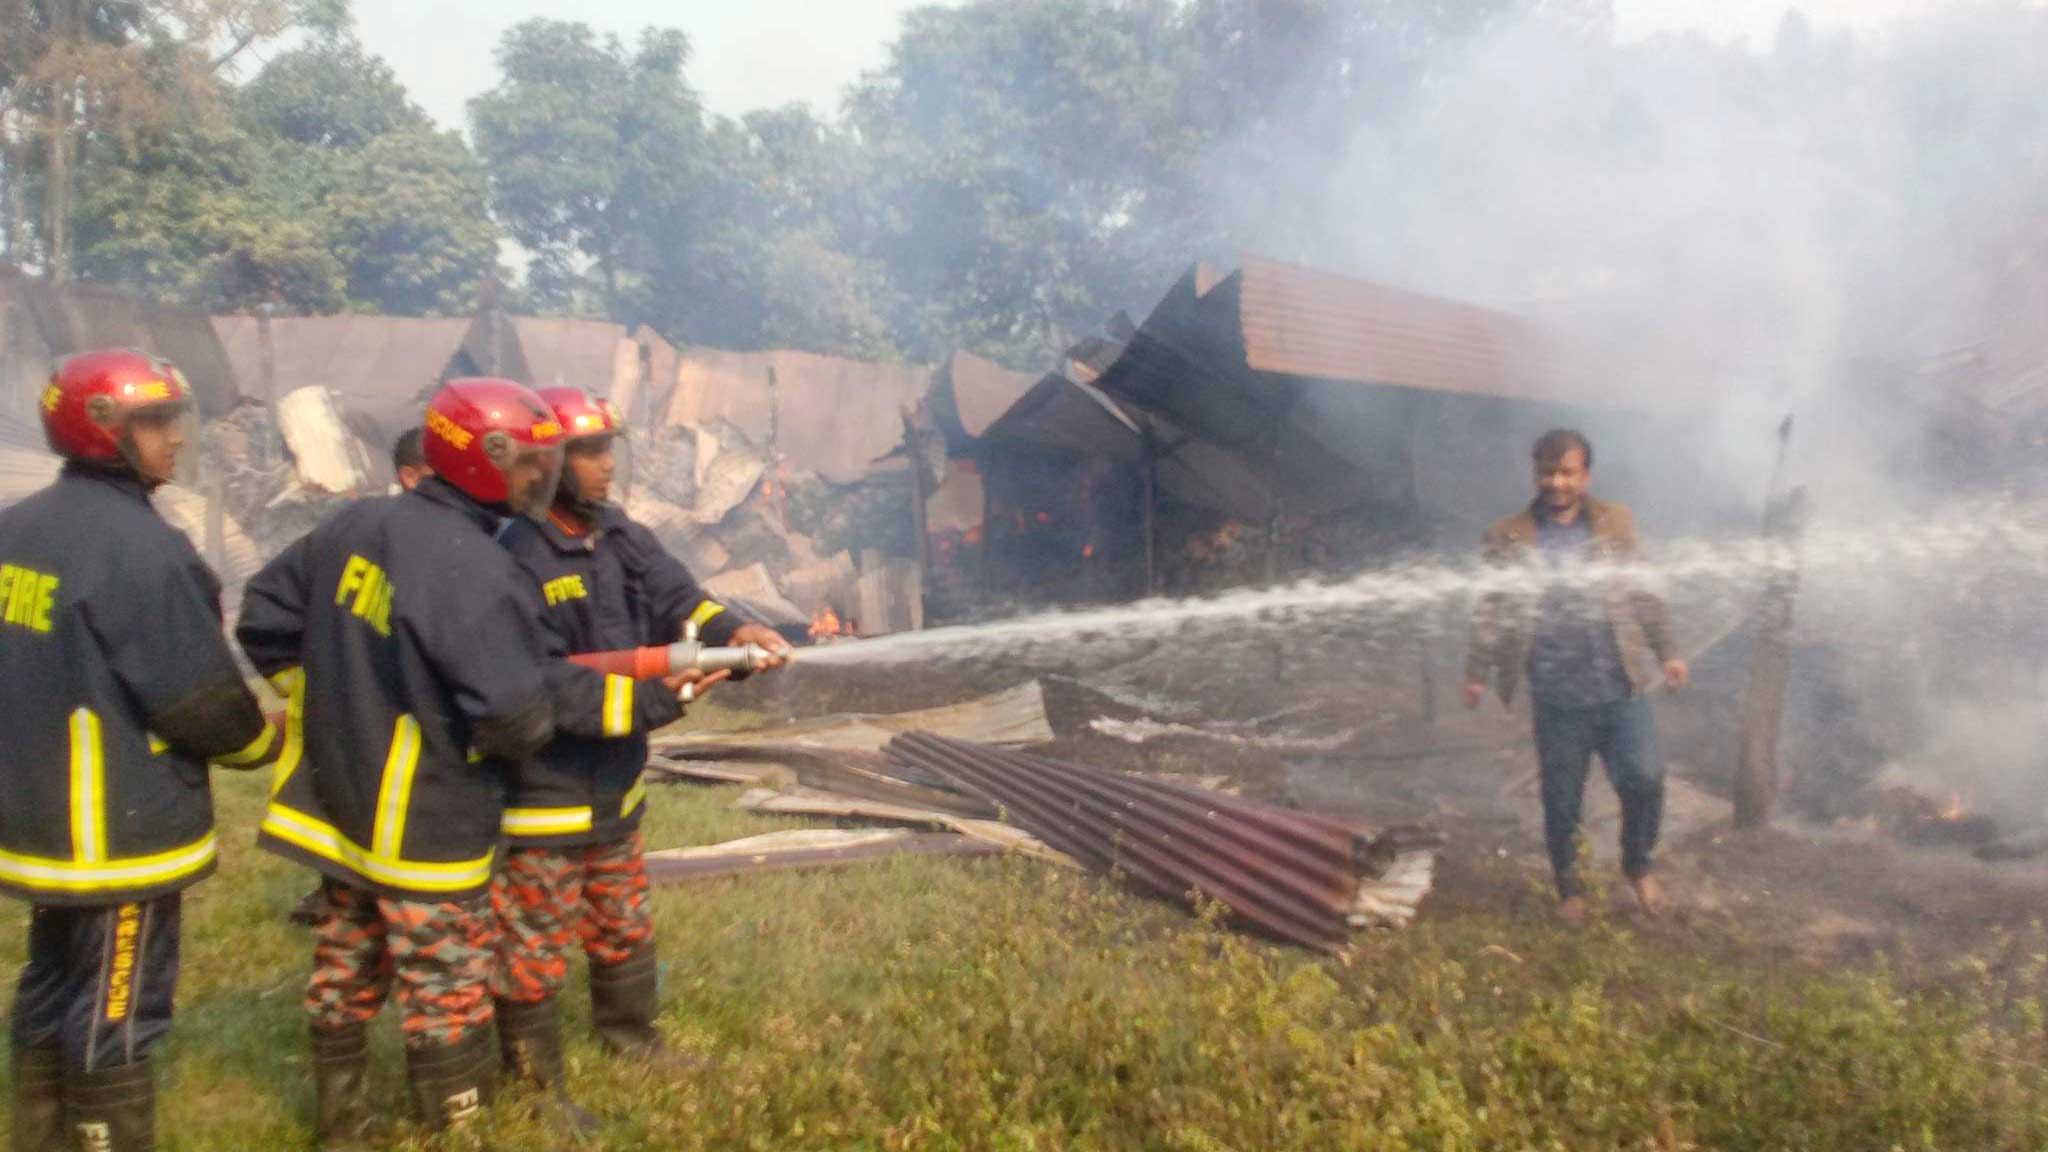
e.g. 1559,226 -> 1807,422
114,400 -> 195,486
500,442 -> 564,521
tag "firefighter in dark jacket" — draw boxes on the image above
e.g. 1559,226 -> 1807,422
234,378 -> 688,1147
492,388 -> 791,1073
1,350 -> 282,1152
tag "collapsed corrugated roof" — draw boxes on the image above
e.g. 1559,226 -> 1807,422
510,316 -> 631,393
886,733 -> 1439,951
982,258 -> 1703,521
614,325 -> 681,428
663,347 -> 933,484
1234,257 -> 1572,404
946,350 -> 1037,439
1,269 -> 240,429
213,314 -> 471,447
980,366 -> 1299,521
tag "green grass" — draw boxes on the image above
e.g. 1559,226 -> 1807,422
3,767 -> 2045,1151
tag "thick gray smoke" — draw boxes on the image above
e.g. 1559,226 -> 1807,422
1185,2 -> 2048,827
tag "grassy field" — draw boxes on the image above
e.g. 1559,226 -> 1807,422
2,760 -> 2045,1150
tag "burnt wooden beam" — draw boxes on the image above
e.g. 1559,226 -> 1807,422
1734,486 -> 1809,829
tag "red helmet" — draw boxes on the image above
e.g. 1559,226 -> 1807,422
535,387 -> 625,443
536,387 -> 624,509
41,349 -> 193,465
421,378 -> 566,517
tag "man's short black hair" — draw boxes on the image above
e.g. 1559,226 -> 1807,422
392,427 -> 425,472
1533,428 -> 1593,470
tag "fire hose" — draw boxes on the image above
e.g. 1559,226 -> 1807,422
566,638 -> 775,680
564,621 -> 782,701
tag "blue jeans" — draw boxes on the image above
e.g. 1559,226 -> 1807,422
1533,695 -> 1664,898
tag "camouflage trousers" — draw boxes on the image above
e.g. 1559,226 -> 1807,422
304,878 -> 498,1049
489,833 -> 653,1005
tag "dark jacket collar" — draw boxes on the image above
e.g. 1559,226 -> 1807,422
60,459 -> 155,506
533,503 -> 623,556
411,476 -> 507,536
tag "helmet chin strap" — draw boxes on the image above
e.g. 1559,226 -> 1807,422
553,483 -> 600,521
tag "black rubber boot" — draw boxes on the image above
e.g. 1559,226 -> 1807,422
591,943 -> 702,1074
310,1023 -> 374,1151
588,944 -> 663,1054
496,997 -> 598,1141
10,1041 -> 64,1152
404,1027 -> 497,1132
64,1060 -> 155,1152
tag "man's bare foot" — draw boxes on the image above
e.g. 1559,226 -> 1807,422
1630,873 -> 1667,917
1558,895 -> 1589,925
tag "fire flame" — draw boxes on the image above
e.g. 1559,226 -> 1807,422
1940,792 -> 1967,821
809,606 -> 856,641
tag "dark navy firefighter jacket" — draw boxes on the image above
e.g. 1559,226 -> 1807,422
0,465 -> 278,907
235,478 -> 684,901
495,505 -> 742,848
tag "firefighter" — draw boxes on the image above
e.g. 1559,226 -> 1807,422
235,378 -> 691,1148
287,426 -> 436,929
492,388 -> 789,1080
0,350 -> 282,1152
390,426 -> 431,492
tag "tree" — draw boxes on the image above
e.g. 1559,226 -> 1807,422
0,0 -> 347,278
324,127 -> 499,315
66,116 -> 350,311
638,107 -> 898,355
844,0 -> 1205,365
234,34 -> 426,148
38,26 -> 497,315
470,22 -> 711,318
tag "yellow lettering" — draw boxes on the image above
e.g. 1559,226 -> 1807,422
335,556 -> 368,608
336,556 -> 396,637
31,573 -> 56,633
40,384 -> 61,412
104,904 -> 140,1022
543,575 -> 587,606
0,565 -> 59,634
426,408 -> 474,452
530,419 -> 564,441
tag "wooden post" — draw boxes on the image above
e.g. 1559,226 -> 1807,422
1734,486 -> 1809,828
903,409 -> 933,592
1409,396 -> 1435,724
256,305 -> 279,468
1141,423 -> 1159,596
204,458 -> 226,575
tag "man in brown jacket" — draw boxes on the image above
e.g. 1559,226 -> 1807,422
1464,429 -> 1688,922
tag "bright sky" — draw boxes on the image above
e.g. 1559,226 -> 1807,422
345,0 -> 1954,130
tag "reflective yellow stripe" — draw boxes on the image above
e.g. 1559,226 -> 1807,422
260,803 -> 494,892
688,601 -> 726,630
602,675 -> 633,737
268,668 -> 307,799
371,716 -> 422,860
620,776 -> 646,819
502,807 -> 594,837
147,734 -> 168,756
69,709 -> 105,864
0,833 -> 216,895
215,722 -> 277,767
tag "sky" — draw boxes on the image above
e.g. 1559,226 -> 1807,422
344,1 -> 1959,132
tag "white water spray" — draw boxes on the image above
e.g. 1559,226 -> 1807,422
793,498 -> 2048,668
